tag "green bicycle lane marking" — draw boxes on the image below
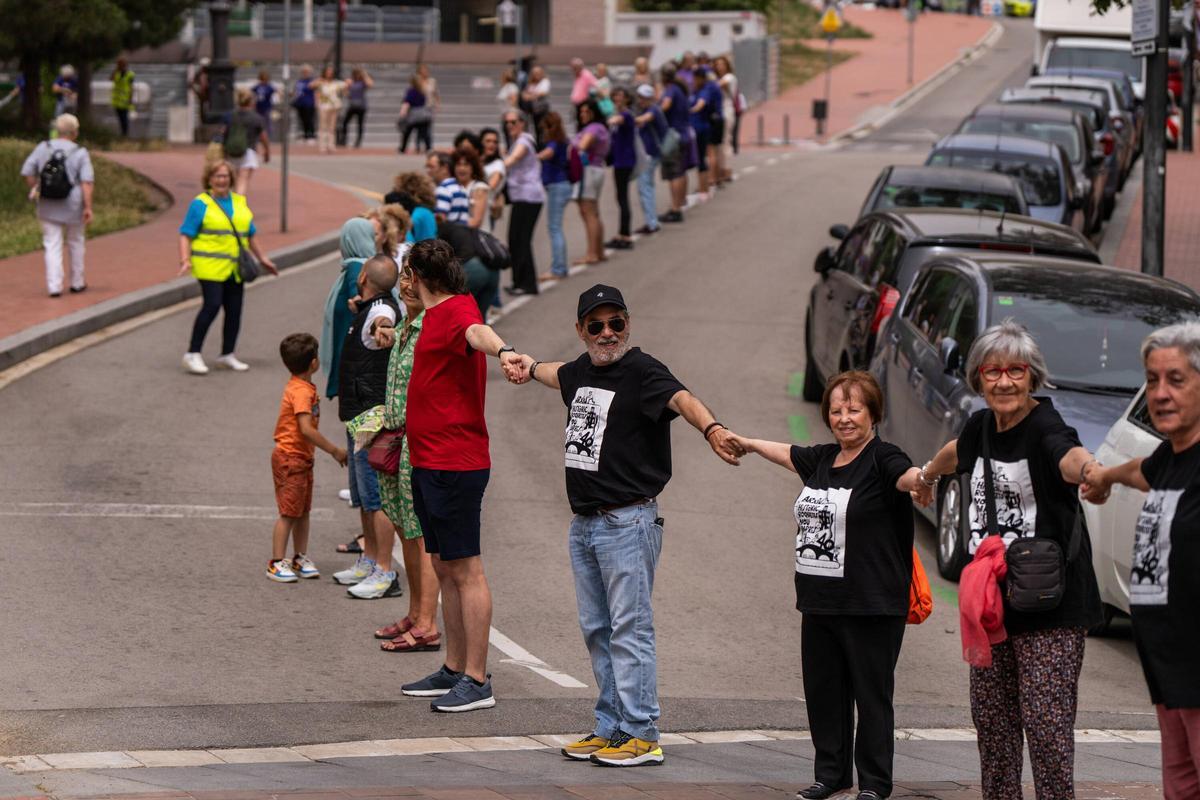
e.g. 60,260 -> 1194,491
787,371 -> 810,442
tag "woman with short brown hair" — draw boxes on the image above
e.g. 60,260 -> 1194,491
730,371 -> 928,800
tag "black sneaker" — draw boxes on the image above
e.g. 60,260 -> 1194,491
797,783 -> 850,800
635,225 -> 660,235
69,284 -> 87,294
401,665 -> 461,697
661,210 -> 684,223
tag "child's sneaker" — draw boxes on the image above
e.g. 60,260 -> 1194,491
266,559 -> 298,583
291,554 -> 319,579
333,556 -> 374,585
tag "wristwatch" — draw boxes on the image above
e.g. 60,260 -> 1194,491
498,345 -> 515,355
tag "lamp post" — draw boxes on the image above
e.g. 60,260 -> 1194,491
205,1 -> 236,121
281,0 -> 291,233
497,0 -> 520,73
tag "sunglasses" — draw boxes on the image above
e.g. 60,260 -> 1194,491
978,363 -> 1029,382
585,317 -> 627,336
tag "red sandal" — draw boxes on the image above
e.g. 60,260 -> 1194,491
374,617 -> 413,640
381,629 -> 441,653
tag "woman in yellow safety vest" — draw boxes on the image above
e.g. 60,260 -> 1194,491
177,159 -> 277,375
110,57 -> 135,137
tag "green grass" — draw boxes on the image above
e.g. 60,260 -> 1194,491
780,41 -> 855,92
774,0 -> 873,40
0,137 -> 170,260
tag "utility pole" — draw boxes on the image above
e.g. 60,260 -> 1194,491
334,0 -> 345,77
1134,0 -> 1168,276
281,0 -> 291,233
1183,9 -> 1195,152
205,1 -> 236,122
906,0 -> 919,86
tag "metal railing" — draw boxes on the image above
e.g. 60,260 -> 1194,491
191,4 -> 439,43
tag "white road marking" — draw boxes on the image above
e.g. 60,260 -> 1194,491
741,164 -> 759,174
1,728 -> 1161,773
0,502 -> 335,521
765,157 -> 778,166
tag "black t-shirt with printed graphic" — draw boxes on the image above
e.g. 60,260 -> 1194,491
1133,440 -> 1200,708
557,348 -> 687,515
789,437 -> 915,616
955,399 -> 1103,635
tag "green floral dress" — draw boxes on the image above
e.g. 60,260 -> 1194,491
378,311 -> 423,539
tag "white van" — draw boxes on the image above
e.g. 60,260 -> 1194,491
1033,0 -> 1147,99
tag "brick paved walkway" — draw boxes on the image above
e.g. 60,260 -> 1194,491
0,146 -> 365,342
0,782 -> 1164,800
746,8 -> 995,144
1112,148 -> 1200,287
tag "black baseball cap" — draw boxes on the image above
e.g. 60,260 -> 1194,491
577,284 -> 627,320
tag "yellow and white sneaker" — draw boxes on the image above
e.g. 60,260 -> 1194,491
589,731 -> 663,767
561,733 -> 609,761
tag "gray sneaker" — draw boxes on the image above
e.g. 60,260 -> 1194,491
401,665 -> 462,698
431,674 -> 495,713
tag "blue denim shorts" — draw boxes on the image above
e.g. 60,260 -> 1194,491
347,429 -> 382,512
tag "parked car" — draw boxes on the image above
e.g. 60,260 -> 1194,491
857,165 -> 1029,219
1041,65 -> 1143,151
1085,387 -> 1159,626
868,255 -> 1200,579
999,86 -> 1129,215
1026,74 -> 1140,159
1037,36 -> 1146,100
926,134 -> 1085,233
1005,0 -> 1035,17
804,208 -> 1099,403
954,103 -> 1106,233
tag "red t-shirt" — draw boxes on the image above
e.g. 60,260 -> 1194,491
406,293 -> 491,470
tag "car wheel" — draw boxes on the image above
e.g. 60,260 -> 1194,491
803,316 -> 823,403
936,475 -> 970,581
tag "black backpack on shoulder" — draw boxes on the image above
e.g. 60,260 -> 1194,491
39,145 -> 74,200
469,226 -> 512,271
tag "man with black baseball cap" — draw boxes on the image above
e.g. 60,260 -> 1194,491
504,284 -> 741,767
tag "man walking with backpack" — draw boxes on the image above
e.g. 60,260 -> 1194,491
20,114 -> 94,298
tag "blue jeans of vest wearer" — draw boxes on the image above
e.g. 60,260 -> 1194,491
637,156 -> 660,231
568,500 -> 663,742
544,181 -> 572,277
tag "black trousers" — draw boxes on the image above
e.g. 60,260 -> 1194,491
189,277 -> 244,355
507,201 -> 542,293
114,108 -> 130,137
400,121 -> 432,153
801,613 -> 906,797
341,107 -> 366,147
613,166 -> 633,237
295,105 -> 316,139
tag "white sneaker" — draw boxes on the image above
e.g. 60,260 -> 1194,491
291,554 -> 320,579
266,559 -> 298,583
183,352 -> 209,375
338,488 -> 352,502
333,557 -> 374,585
347,568 -> 401,599
216,354 -> 250,371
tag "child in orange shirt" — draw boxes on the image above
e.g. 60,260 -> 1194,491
270,333 -> 348,582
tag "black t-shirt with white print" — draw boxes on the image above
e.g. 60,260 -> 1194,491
955,399 -> 1103,635
789,437 -> 915,616
1133,440 -> 1200,708
557,348 -> 687,515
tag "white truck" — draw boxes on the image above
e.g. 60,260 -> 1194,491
1033,0 -> 1146,99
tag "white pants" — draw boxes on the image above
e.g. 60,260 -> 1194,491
41,220 -> 86,295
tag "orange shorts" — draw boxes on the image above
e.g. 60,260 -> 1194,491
272,449 -> 314,518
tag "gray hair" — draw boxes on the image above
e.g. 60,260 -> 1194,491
965,318 -> 1051,394
1141,321 -> 1200,374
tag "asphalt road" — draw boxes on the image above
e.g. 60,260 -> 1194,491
0,19 -> 1152,757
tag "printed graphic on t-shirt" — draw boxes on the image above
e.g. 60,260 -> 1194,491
1131,489 -> 1178,606
967,458 -> 1036,553
793,486 -> 851,577
565,387 -> 614,472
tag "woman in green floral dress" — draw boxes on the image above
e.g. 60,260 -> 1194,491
375,265 -> 442,652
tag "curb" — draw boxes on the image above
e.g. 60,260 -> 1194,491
831,19 -> 1005,144
0,233 -> 340,373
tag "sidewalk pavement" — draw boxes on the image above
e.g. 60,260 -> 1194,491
0,146 -> 366,369
1112,148 -> 1200,287
747,8 -> 996,145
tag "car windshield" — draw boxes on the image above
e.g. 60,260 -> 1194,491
927,150 -> 1062,206
1050,101 -> 1105,130
1047,47 -> 1141,83
988,271 -> 1200,390
961,117 -> 1082,163
876,183 -> 1024,213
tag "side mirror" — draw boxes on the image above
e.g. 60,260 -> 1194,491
814,246 -> 835,275
940,336 -> 961,374
829,223 -> 849,240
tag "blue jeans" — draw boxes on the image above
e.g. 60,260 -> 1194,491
545,181 -> 572,277
346,429 -> 382,512
569,500 -> 663,742
637,157 -> 660,231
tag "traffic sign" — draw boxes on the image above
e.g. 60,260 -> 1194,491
820,7 -> 842,35
1131,0 -> 1158,56
497,0 -> 518,28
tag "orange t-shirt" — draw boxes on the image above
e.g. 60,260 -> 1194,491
274,375 -> 319,459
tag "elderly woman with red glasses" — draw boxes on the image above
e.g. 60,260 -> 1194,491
917,318 -> 1102,800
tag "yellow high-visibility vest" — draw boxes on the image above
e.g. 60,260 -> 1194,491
189,192 -> 253,282
111,69 -> 135,110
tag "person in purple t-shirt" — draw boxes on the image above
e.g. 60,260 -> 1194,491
605,87 -> 638,250
572,98 -> 610,266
